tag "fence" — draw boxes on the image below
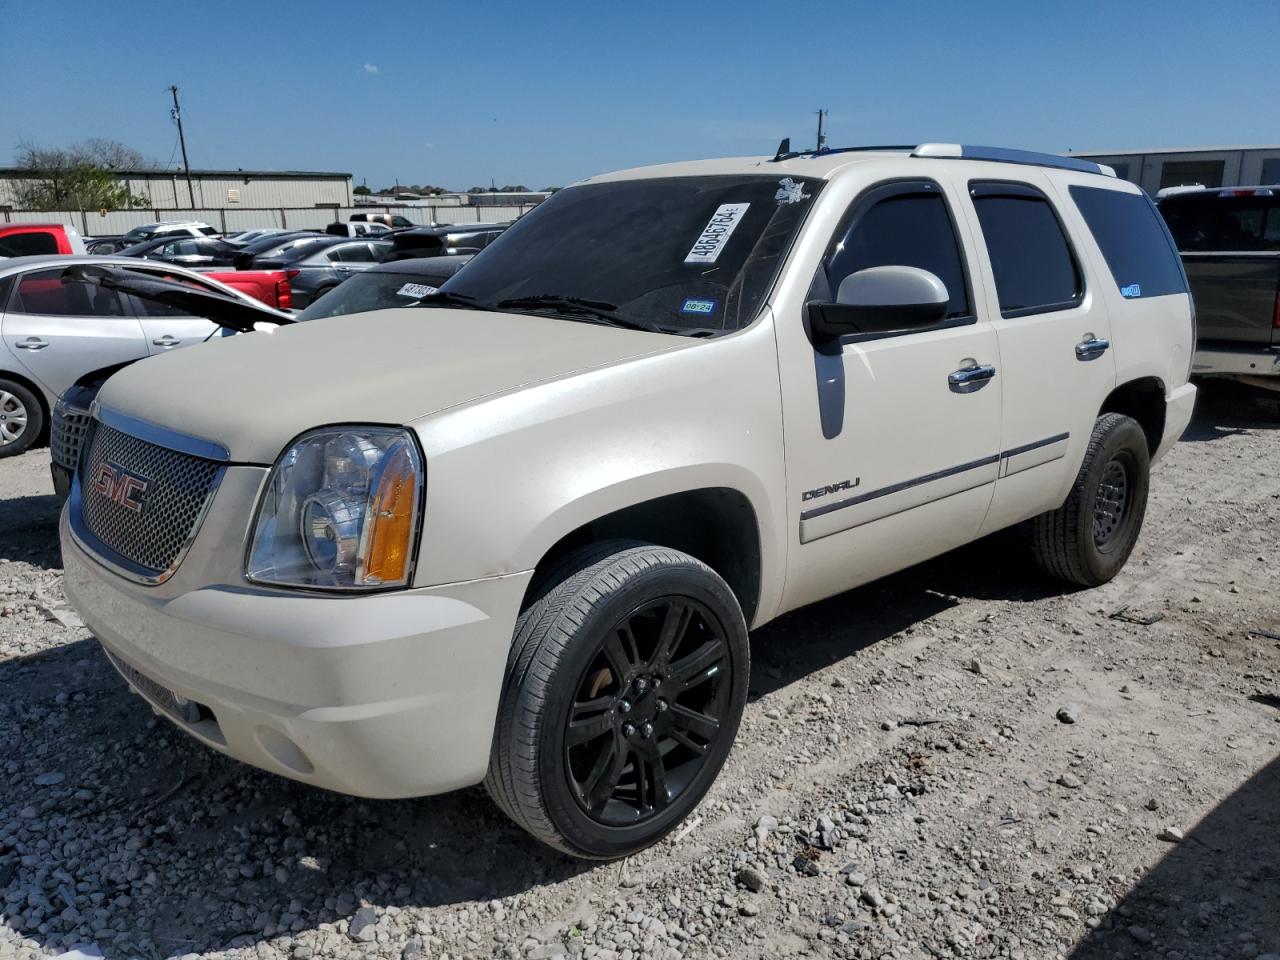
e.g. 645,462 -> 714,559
0,204 -> 537,236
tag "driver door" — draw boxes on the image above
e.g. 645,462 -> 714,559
779,179 -> 1004,611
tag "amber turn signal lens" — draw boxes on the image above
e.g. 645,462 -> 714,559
359,441 -> 419,585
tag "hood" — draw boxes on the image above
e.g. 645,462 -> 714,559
95,308 -> 683,463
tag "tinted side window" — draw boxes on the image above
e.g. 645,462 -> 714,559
1158,194 -> 1280,253
335,243 -> 376,263
12,269 -> 127,316
0,232 -> 60,257
971,184 -> 1081,316
1071,186 -> 1188,298
821,188 -> 971,320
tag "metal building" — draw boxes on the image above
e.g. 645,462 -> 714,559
0,167 -> 352,210
1069,146 -> 1280,195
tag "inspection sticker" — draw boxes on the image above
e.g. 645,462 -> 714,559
680,297 -> 719,315
397,282 -> 438,299
1120,283 -> 1142,298
685,203 -> 750,264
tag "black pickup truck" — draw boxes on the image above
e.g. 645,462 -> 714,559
1158,187 -> 1280,391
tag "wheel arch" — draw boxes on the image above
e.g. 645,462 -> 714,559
523,484 -> 765,628
1099,376 -> 1166,456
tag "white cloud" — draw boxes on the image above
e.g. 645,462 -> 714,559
363,63 -> 379,74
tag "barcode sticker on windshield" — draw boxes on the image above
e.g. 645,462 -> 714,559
684,203 -> 750,265
397,282 -> 437,299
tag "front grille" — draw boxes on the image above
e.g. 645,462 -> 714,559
78,422 -> 221,578
51,404 -> 92,471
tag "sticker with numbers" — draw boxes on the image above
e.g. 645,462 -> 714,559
397,282 -> 438,299
684,203 -> 750,264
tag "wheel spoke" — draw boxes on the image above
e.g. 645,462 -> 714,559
601,632 -> 636,682
670,639 -> 726,691
643,745 -> 670,810
566,696 -> 615,747
650,601 -> 691,670
668,728 -> 709,756
618,621 -> 642,667
668,702 -> 720,740
583,734 -> 630,812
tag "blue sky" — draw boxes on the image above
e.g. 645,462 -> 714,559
2,0 -> 1276,190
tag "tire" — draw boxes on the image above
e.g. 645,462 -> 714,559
1031,412 -> 1150,587
0,379 -> 43,458
309,284 -> 337,307
485,541 -> 749,859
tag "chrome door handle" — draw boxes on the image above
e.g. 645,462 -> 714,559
152,335 -> 181,347
948,363 -> 997,392
15,337 -> 48,351
1075,336 -> 1111,360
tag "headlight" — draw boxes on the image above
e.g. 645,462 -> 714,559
246,427 -> 423,590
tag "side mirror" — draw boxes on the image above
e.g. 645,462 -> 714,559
807,266 -> 950,345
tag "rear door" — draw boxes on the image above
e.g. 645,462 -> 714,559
956,173 -> 1118,535
0,267 -> 147,398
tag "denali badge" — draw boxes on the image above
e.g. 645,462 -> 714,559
92,461 -> 150,514
802,478 -> 860,501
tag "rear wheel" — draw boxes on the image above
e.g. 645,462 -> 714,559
1031,412 -> 1150,586
0,380 -> 42,457
485,542 -> 749,859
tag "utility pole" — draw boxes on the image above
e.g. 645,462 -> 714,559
816,109 -> 828,153
169,85 -> 195,209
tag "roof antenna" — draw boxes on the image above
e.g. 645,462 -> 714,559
772,137 -> 791,162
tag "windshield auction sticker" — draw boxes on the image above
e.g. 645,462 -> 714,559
684,203 -> 750,264
397,282 -> 437,298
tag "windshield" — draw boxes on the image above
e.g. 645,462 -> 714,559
122,226 -> 160,243
298,271 -> 449,321
1160,194 -> 1280,252
437,174 -> 822,335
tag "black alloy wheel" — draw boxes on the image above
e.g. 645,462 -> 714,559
564,596 -> 731,826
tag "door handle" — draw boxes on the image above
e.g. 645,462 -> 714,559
15,337 -> 48,351
152,335 -> 181,348
948,363 -> 997,393
1075,336 -> 1111,360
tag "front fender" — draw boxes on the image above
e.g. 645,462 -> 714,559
410,320 -> 787,625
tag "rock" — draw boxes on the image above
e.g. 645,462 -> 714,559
1145,798 -> 1160,811
860,888 -> 885,910
1158,826 -> 1185,842
400,937 -> 425,960
842,869 -> 868,888
965,658 -> 985,675
738,901 -> 760,917
735,866 -> 767,893
792,854 -> 820,878
1056,705 -> 1080,724
1057,773 -> 1083,789
347,906 -> 378,943
1128,926 -> 1154,944
34,772 -> 66,787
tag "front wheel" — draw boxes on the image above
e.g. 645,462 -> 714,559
485,542 -> 749,859
1031,412 -> 1150,587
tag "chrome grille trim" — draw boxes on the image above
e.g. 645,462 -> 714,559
94,405 -> 230,461
50,402 -> 92,472
70,417 -> 225,585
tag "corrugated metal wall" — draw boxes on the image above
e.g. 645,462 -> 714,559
123,175 -> 352,208
1,205 -> 533,236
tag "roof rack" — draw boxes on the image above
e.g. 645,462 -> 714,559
911,143 -> 1115,176
766,140 -> 1115,177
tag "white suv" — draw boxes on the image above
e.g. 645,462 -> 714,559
61,143 -> 1196,859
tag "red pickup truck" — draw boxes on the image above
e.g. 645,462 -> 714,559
0,224 -> 292,309
204,270 -> 293,310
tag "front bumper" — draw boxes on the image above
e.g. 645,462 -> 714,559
61,508 -> 531,798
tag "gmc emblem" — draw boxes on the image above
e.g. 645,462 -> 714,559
92,461 -> 150,514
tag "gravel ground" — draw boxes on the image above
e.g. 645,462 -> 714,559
1,382 -> 1278,960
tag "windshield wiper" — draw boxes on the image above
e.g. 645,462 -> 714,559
495,294 -> 662,333
415,290 -> 496,311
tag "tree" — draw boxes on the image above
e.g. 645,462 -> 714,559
11,139 -> 148,210
353,184 -> 372,196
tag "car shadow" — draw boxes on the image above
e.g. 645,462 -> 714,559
1180,379 -> 1280,442
0,493 -> 63,569
748,527 -> 1064,700
1069,752 -> 1280,959
0,639 -> 592,959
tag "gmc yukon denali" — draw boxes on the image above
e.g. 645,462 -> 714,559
1158,186 -> 1280,390
61,144 -> 1197,858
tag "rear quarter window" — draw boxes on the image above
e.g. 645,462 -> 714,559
0,232 -> 60,257
1070,186 -> 1188,298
